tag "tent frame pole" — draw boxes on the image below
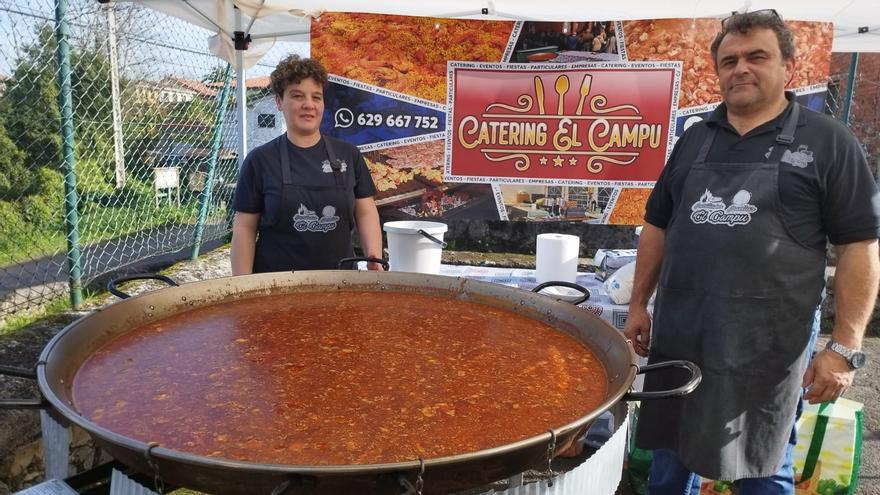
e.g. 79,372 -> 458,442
236,7 -> 248,169
841,52 -> 859,125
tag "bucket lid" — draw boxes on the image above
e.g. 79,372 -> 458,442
383,221 -> 448,235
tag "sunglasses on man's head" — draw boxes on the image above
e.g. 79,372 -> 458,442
721,8 -> 782,29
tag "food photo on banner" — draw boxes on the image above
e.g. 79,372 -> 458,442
310,14 -> 834,226
508,21 -> 624,63
311,13 -> 514,220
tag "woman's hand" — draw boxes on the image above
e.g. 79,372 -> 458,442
354,197 -> 383,270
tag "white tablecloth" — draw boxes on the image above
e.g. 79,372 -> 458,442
437,264 -> 632,332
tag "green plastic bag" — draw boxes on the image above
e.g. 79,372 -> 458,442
792,398 -> 863,495
627,446 -> 652,495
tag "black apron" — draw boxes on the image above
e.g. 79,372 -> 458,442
253,135 -> 354,272
636,104 -> 826,480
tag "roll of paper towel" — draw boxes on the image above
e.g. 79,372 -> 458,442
535,233 -> 580,284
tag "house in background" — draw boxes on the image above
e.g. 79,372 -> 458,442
214,76 -> 285,154
132,77 -> 217,104
245,95 -> 285,151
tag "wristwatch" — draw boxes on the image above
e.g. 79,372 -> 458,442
826,340 -> 867,370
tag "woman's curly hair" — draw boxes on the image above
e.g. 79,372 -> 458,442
270,55 -> 328,97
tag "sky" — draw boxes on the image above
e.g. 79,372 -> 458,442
0,0 -> 309,82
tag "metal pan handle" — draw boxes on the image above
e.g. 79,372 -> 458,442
336,257 -> 390,271
0,364 -> 47,409
417,229 -> 447,248
623,360 -> 702,401
532,281 -> 591,305
107,273 -> 179,299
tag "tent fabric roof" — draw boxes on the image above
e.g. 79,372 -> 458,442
136,0 -> 880,67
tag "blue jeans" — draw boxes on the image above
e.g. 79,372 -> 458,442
647,309 -> 821,495
648,444 -> 795,495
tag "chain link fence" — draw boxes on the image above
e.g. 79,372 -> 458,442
826,53 -> 880,176
0,0 -> 307,323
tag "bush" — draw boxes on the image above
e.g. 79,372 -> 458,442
20,168 -> 64,230
0,168 -> 65,266
0,200 -> 21,238
0,123 -> 38,200
76,157 -> 116,197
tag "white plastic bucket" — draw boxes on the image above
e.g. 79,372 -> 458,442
383,221 -> 448,274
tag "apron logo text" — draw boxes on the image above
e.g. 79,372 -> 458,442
293,203 -> 340,232
766,144 -> 814,169
321,159 -> 347,173
690,189 -> 757,227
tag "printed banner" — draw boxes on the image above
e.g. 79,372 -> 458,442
320,75 -> 446,150
445,62 -> 680,186
311,14 -> 834,224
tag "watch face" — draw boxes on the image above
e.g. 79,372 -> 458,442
851,352 -> 867,369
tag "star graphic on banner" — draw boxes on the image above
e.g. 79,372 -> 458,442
539,156 -> 548,166
553,155 -> 564,167
568,156 -> 578,166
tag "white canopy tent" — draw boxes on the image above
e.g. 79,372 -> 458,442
130,0 -> 880,162
139,0 -> 880,58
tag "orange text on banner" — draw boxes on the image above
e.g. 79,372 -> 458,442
446,63 -> 680,186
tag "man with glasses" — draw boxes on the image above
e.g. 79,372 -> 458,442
624,9 -> 879,494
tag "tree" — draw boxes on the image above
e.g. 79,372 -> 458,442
0,24 -> 62,175
71,37 -> 116,167
0,22 -> 122,196
201,64 -> 229,84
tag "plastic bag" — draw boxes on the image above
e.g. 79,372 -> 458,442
604,260 -> 636,305
594,249 -> 637,281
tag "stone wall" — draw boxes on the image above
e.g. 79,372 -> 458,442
0,417 -> 100,493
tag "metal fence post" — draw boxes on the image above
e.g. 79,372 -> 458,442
191,65 -> 234,260
55,0 -> 83,308
841,52 -> 860,125
106,0 -> 126,189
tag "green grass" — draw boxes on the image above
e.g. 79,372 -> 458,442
0,227 -> 66,267
0,293 -> 85,337
0,180 -> 211,268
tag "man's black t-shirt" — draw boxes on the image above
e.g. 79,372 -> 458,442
646,95 -> 880,249
232,135 -> 377,228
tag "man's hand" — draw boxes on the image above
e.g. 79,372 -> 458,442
624,306 -> 652,357
802,349 -> 855,404
623,223 -> 665,357
367,261 -> 385,271
804,238 -> 880,404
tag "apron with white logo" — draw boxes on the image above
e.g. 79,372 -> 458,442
253,135 -> 354,272
635,104 -> 826,479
